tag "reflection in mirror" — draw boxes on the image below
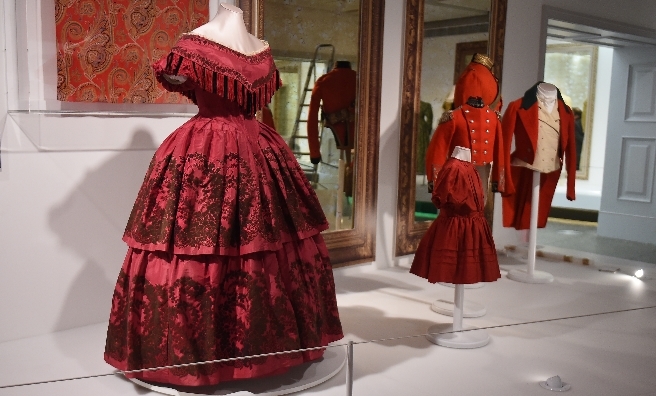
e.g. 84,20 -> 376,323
263,1 -> 361,232
415,0 -> 491,223
544,43 -> 597,179
396,0 -> 506,257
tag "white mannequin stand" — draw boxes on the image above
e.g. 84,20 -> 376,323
438,282 -> 484,289
425,147 -> 490,348
435,283 -> 486,318
426,284 -> 490,348
507,83 -> 556,284
128,346 -> 346,396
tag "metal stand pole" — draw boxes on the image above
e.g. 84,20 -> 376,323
453,284 -> 464,331
346,341 -> 354,396
335,151 -> 345,231
527,170 -> 540,277
507,170 -> 554,283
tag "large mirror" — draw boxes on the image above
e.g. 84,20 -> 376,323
396,0 -> 507,256
252,0 -> 382,265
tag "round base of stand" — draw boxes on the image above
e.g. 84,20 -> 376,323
438,282 -> 484,289
426,324 -> 490,349
431,299 -> 486,318
507,269 -> 554,284
128,347 -> 346,396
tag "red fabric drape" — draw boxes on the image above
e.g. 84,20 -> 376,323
55,0 -> 209,103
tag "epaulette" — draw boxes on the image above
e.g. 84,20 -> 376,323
438,110 -> 454,124
495,110 -> 502,120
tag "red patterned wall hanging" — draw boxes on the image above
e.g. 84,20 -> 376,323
55,0 -> 209,103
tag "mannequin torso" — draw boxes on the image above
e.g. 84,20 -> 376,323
191,4 -> 265,54
164,4 -> 267,85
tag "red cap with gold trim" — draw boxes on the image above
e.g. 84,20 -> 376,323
453,54 -> 499,108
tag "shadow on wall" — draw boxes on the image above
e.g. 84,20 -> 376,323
48,130 -> 156,333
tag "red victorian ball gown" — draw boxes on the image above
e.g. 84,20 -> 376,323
104,34 -> 343,386
410,157 -> 500,284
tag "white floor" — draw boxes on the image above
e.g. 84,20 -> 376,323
1,246 -> 655,395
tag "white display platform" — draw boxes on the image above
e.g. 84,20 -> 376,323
128,346 -> 346,396
438,282 -> 484,289
507,268 -> 554,284
431,299 -> 487,318
425,324 -> 490,349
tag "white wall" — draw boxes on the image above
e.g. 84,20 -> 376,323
374,0 -> 405,269
0,0 -> 192,342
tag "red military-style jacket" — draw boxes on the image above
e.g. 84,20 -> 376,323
307,66 -> 357,161
425,99 -> 509,194
501,83 -> 577,229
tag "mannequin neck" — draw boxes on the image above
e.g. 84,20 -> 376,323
451,146 -> 471,162
334,61 -> 352,69
191,4 -> 264,55
537,82 -> 558,113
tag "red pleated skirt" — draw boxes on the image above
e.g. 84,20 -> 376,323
105,106 -> 343,386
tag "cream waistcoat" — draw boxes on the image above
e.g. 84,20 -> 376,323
513,103 -> 561,173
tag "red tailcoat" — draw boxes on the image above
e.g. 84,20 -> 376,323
425,102 -> 509,194
501,85 -> 577,229
307,67 -> 357,161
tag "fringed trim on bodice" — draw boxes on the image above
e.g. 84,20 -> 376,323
153,35 -> 282,116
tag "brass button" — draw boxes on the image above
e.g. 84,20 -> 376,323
470,120 -> 474,123
473,140 -> 476,143
484,150 -> 487,154
465,110 -> 470,113
486,129 -> 490,133
485,140 -> 488,144
486,120 -> 490,123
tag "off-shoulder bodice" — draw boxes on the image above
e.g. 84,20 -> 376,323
153,34 -> 281,116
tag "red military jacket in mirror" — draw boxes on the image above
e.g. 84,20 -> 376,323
425,100 -> 509,194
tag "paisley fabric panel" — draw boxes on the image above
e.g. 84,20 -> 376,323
122,104 -> 329,255
104,237 -> 343,386
55,0 -> 209,103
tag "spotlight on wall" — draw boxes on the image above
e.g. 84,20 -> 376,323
634,269 -> 644,279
